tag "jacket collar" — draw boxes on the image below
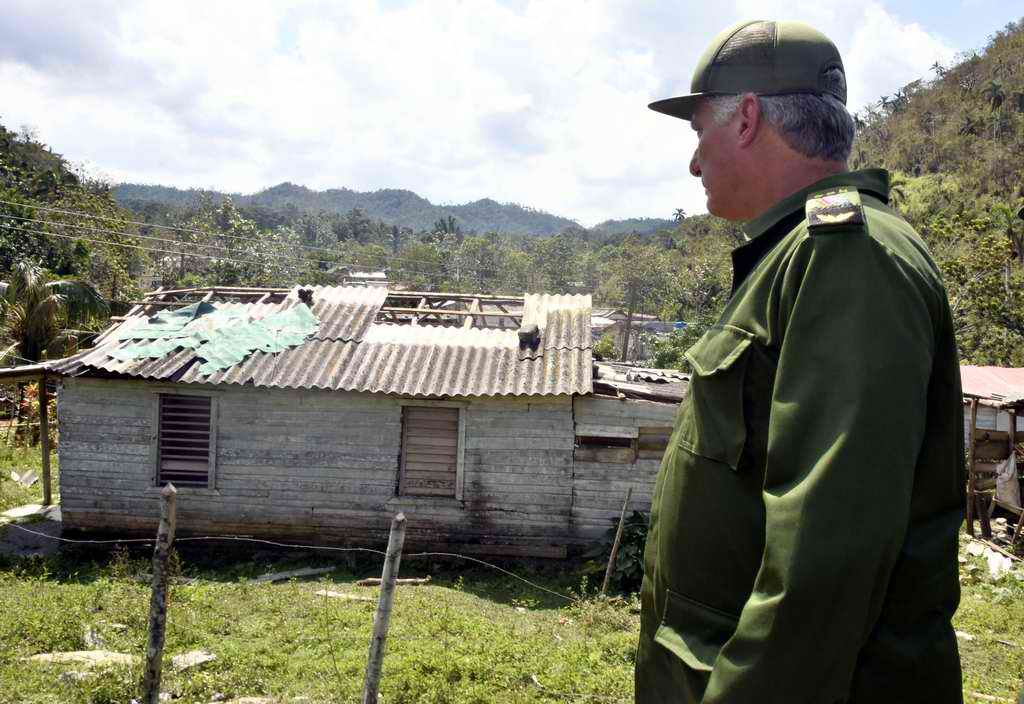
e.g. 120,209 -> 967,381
741,168 -> 890,241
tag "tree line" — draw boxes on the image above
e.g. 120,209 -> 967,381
0,16 -> 1022,369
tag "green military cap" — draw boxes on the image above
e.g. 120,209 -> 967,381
649,20 -> 846,121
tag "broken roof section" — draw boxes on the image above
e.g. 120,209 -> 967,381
47,285 -> 592,398
110,300 -> 319,374
593,363 -> 689,403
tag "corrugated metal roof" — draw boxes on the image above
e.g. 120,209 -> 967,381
49,287 -> 592,397
961,365 -> 1024,408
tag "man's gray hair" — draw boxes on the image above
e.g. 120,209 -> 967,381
705,69 -> 855,162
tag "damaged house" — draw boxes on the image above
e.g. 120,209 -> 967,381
8,286 -> 683,557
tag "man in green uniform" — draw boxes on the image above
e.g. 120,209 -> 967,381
638,20 -> 965,703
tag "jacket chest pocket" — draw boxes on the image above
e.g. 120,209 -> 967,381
676,325 -> 753,470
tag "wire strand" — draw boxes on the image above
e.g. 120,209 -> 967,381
0,197 -> 502,275
3,212 -> 346,269
0,221 -> 497,281
2,524 -> 577,601
390,551 -> 576,602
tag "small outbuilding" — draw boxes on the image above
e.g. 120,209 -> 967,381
9,286 -> 682,557
960,365 -> 1024,540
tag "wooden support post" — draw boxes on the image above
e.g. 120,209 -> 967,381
142,484 -> 177,704
1011,411 -> 1022,546
967,399 -> 978,537
38,376 -> 51,507
602,487 -> 633,596
362,513 -> 407,704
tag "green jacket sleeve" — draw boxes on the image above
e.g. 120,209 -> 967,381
702,229 -> 937,703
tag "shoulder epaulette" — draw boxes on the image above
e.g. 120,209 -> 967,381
805,187 -> 866,232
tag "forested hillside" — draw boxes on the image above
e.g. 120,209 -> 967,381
1,17 -> 1023,369
115,182 -> 580,236
0,124 -> 144,310
851,18 -> 1024,365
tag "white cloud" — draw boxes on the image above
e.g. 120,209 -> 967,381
0,0 -> 957,225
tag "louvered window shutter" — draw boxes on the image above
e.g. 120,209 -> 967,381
399,406 -> 459,497
158,394 -> 213,487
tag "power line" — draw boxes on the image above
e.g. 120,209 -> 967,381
0,221 -> 501,284
1,221 -> 320,272
0,197 -> 484,275
2,212 -> 348,270
0,197 -> 351,259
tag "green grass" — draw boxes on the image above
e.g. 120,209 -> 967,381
0,442 -> 58,513
0,544 -> 634,704
0,534 -> 1021,703
956,531 -> 1024,702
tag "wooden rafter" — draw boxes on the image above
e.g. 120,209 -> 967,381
463,298 -> 481,329
377,291 -> 524,330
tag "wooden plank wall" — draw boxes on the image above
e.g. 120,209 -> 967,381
965,404 -> 1024,439
58,378 -> 575,557
570,395 -> 678,542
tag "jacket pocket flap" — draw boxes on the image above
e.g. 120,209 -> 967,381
654,590 -> 739,673
684,325 -> 754,376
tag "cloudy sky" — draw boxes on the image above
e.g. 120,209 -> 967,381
0,1 -> 1016,226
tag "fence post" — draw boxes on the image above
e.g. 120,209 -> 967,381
362,513 -> 407,704
38,375 -> 51,506
602,487 -> 633,596
142,484 -> 177,704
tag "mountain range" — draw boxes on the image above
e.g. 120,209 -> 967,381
113,182 -> 674,237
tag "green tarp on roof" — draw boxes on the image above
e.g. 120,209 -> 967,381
110,301 -> 319,375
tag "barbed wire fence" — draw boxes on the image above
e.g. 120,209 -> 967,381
3,487 -> 634,704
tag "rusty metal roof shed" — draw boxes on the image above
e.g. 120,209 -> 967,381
46,286 -> 592,398
961,365 -> 1024,409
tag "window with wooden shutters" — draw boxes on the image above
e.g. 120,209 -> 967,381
157,394 -> 215,487
637,427 -> 673,461
399,406 -> 459,497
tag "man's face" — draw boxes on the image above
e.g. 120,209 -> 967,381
689,99 -> 744,220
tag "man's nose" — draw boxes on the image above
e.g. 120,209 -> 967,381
689,152 -> 701,178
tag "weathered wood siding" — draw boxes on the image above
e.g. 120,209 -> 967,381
965,403 -> 1023,438
58,377 -> 576,557
570,395 -> 677,541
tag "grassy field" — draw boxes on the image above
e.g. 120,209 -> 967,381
0,543 -> 634,704
0,531 -> 1022,704
0,442 -> 57,513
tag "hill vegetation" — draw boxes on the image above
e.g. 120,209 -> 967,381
115,182 -> 581,236
850,17 -> 1024,365
1,17 -> 1023,369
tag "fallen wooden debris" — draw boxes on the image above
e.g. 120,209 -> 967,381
252,567 -> 335,583
28,651 -> 136,668
10,470 -> 38,487
171,649 -> 217,672
996,639 -> 1020,648
356,576 -> 431,587
314,589 -> 374,602
974,538 -> 1023,563
967,692 -> 1012,703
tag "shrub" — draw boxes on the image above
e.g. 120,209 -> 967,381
585,510 -> 649,595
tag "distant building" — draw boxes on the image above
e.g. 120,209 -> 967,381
343,271 -> 389,288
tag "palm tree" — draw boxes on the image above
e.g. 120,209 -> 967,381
993,203 -> 1024,267
0,260 -> 108,364
983,80 -> 1006,111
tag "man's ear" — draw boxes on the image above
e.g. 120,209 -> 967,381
735,93 -> 762,149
